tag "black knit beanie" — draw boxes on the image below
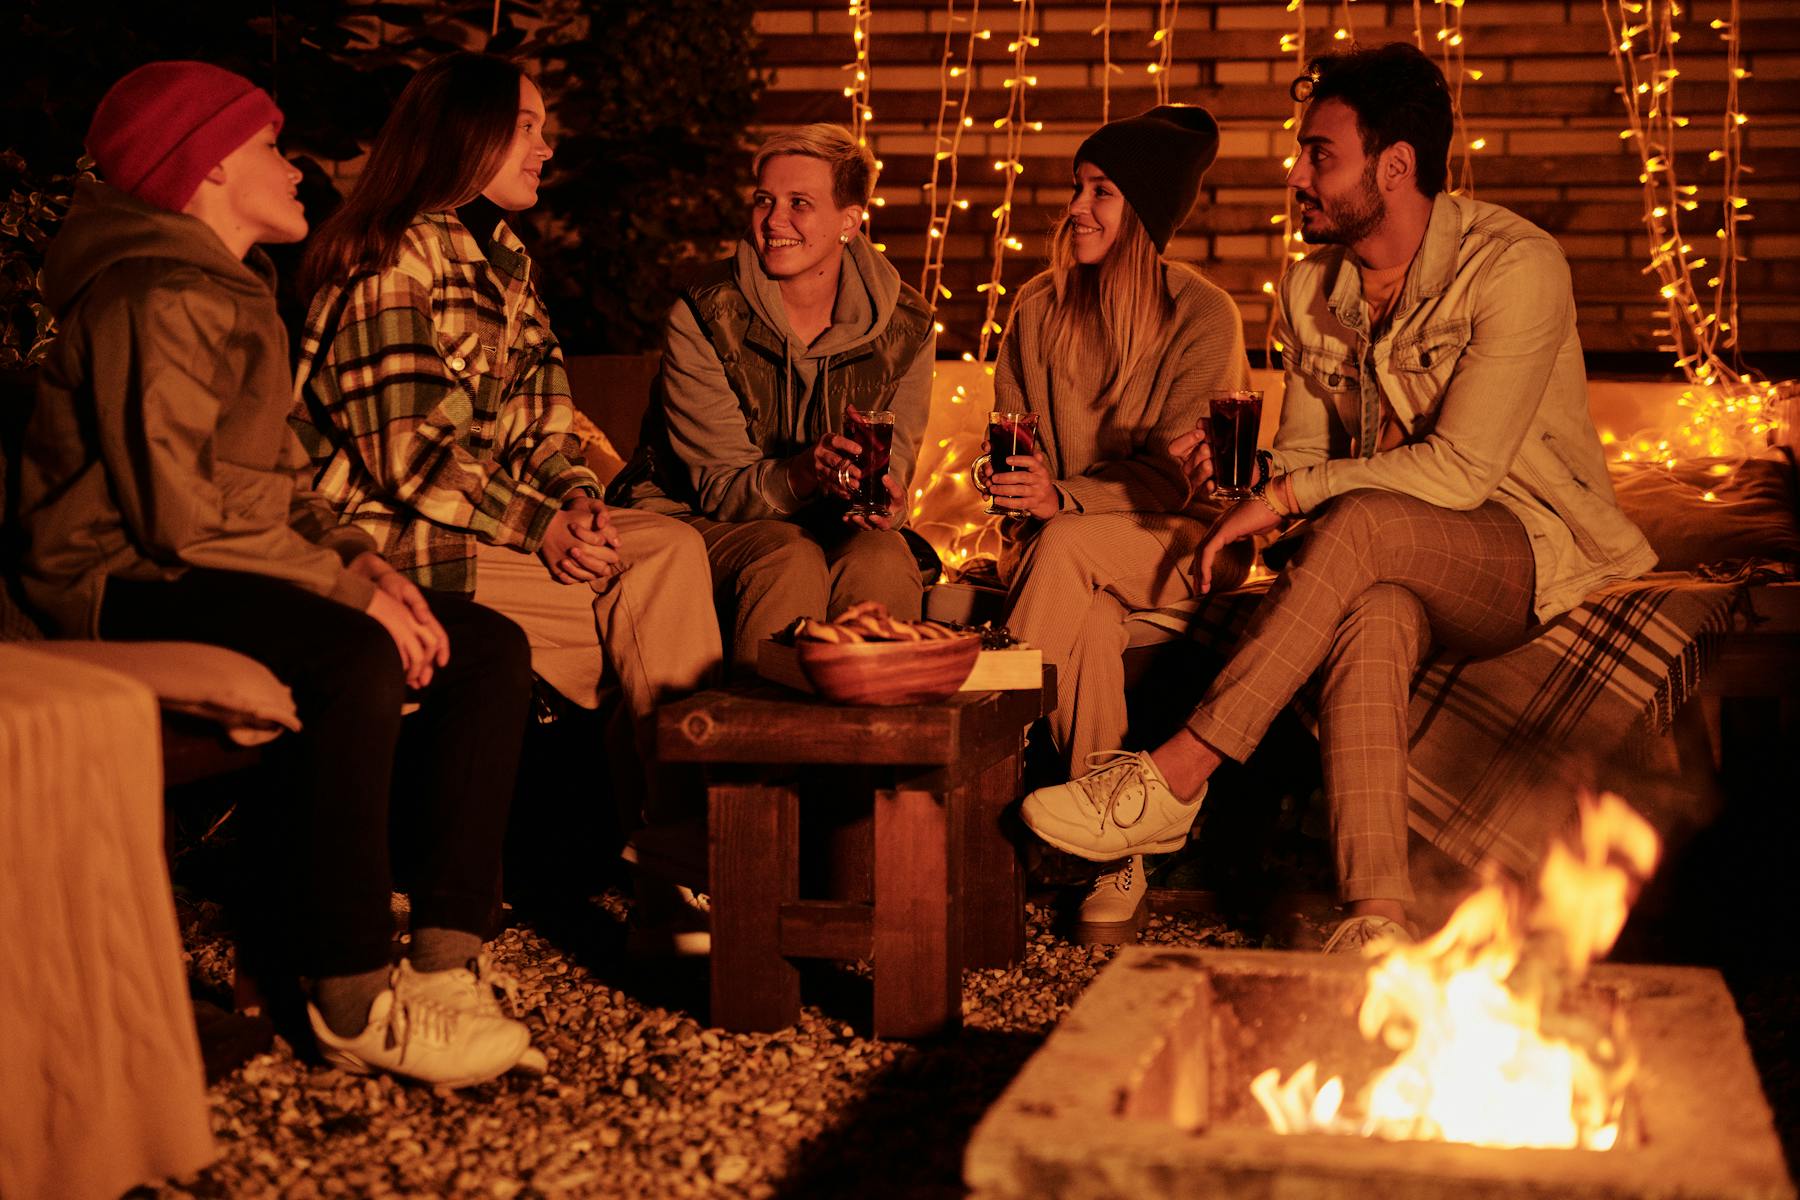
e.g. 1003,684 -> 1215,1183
1073,104 -> 1220,253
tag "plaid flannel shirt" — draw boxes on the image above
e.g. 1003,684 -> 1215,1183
291,211 -> 598,591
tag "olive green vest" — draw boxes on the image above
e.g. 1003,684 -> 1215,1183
612,261 -> 933,512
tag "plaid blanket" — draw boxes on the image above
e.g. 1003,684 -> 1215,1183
1127,572 -> 1744,878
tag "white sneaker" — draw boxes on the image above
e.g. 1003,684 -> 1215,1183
626,882 -> 712,957
308,976 -> 530,1088
393,957 -> 547,1075
1321,914 -> 1414,955
1020,750 -> 1206,861
1073,855 -> 1150,945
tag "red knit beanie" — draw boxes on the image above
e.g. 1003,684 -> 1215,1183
86,61 -> 285,212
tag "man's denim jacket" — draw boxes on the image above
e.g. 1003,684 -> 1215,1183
1269,192 -> 1655,620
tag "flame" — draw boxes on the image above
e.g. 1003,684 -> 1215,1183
1253,792 -> 1660,1150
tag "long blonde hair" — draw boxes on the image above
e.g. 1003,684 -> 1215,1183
1041,199 -> 1174,407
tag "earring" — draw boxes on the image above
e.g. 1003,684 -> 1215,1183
839,232 -> 850,245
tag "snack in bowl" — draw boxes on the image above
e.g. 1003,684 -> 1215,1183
792,602 -> 981,705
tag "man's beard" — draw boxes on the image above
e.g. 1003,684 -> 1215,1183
1297,159 -> 1385,246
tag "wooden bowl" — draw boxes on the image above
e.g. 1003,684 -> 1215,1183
795,634 -> 981,706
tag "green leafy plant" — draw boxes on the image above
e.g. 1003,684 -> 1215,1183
0,153 -> 92,370
524,0 -> 764,353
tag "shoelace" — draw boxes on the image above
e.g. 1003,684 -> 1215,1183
1322,916 -> 1405,955
387,992 -> 461,1052
469,952 -> 525,1017
1086,856 -> 1136,900
1077,751 -> 1155,835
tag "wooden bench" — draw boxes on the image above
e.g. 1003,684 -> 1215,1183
657,673 -> 1051,1038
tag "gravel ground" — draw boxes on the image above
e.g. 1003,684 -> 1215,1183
158,890 -> 1309,1200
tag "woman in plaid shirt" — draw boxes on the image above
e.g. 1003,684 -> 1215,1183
291,55 -> 723,931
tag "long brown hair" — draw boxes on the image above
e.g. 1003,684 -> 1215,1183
1040,197 -> 1174,407
299,53 -> 525,299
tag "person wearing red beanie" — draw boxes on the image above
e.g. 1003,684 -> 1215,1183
16,61 -> 546,1090
86,60 -> 287,214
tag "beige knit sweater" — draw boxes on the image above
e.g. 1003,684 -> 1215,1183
993,261 -> 1250,518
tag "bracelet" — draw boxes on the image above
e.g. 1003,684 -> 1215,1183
1254,449 -> 1274,489
1250,478 -> 1291,522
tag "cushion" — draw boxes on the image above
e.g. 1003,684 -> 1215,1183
1609,448 -> 1800,572
569,409 -> 627,487
23,641 -> 300,747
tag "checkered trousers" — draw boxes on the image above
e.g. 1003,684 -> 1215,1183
1187,489 -> 1537,903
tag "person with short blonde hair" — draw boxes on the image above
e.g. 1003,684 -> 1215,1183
610,123 -> 935,673
751,124 -> 877,209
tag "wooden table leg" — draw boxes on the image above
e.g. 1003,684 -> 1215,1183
872,786 -> 959,1038
957,746 -> 1026,969
709,782 -> 800,1032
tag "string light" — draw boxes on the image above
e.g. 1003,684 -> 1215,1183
1094,0 -> 1121,124
846,0 -> 884,248
1432,0 -> 1480,194
846,1 -> 874,148
976,0 -> 1037,363
1149,0 -> 1180,106
1263,1 -> 1310,365
1602,0 -> 1787,468
919,0 -> 983,317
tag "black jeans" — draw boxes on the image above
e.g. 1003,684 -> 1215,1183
101,568 -> 531,977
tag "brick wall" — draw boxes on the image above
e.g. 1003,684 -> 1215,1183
751,0 -> 1800,360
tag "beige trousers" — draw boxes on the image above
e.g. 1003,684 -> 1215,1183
1003,512 -> 1249,771
684,515 -> 923,674
1187,490 -> 1535,905
473,508 -> 723,823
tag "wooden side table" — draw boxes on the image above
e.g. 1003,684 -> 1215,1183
657,672 -> 1051,1038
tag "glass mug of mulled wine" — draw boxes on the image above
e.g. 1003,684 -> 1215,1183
1206,389 -> 1263,501
971,410 -> 1042,517
842,406 -> 896,518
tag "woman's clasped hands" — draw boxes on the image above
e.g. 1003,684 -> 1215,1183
539,495 -> 626,586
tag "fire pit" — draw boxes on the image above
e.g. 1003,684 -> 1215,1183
965,946 -> 1794,1200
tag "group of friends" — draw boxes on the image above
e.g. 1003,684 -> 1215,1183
13,41 -> 1654,1089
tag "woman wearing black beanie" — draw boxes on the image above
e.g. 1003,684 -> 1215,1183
983,104 -> 1254,946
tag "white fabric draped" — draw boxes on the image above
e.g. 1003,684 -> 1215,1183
0,644 -> 214,1199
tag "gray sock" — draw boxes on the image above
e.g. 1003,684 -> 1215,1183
409,927 -> 483,974
314,966 -> 391,1038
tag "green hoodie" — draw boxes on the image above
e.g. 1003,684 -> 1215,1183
632,234 -> 935,523
16,180 -> 374,637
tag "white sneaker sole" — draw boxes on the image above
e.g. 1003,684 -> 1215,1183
1073,893 -> 1150,946
319,1044 -> 523,1089
1023,818 -> 1191,863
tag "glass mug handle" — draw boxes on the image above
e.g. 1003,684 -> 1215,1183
970,451 -> 994,498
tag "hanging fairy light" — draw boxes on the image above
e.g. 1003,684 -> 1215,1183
1264,0 -> 1311,365
846,0 -> 875,146
919,0 -> 983,325
1433,0 -> 1480,193
974,0 -> 1038,363
1603,0 -> 1787,465
1094,0 -> 1122,123
1147,0 -> 1181,107
846,0 -> 888,249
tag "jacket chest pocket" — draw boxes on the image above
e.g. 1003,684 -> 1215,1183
1387,319 -> 1470,418
1289,340 -> 1362,434
1290,341 -> 1361,394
